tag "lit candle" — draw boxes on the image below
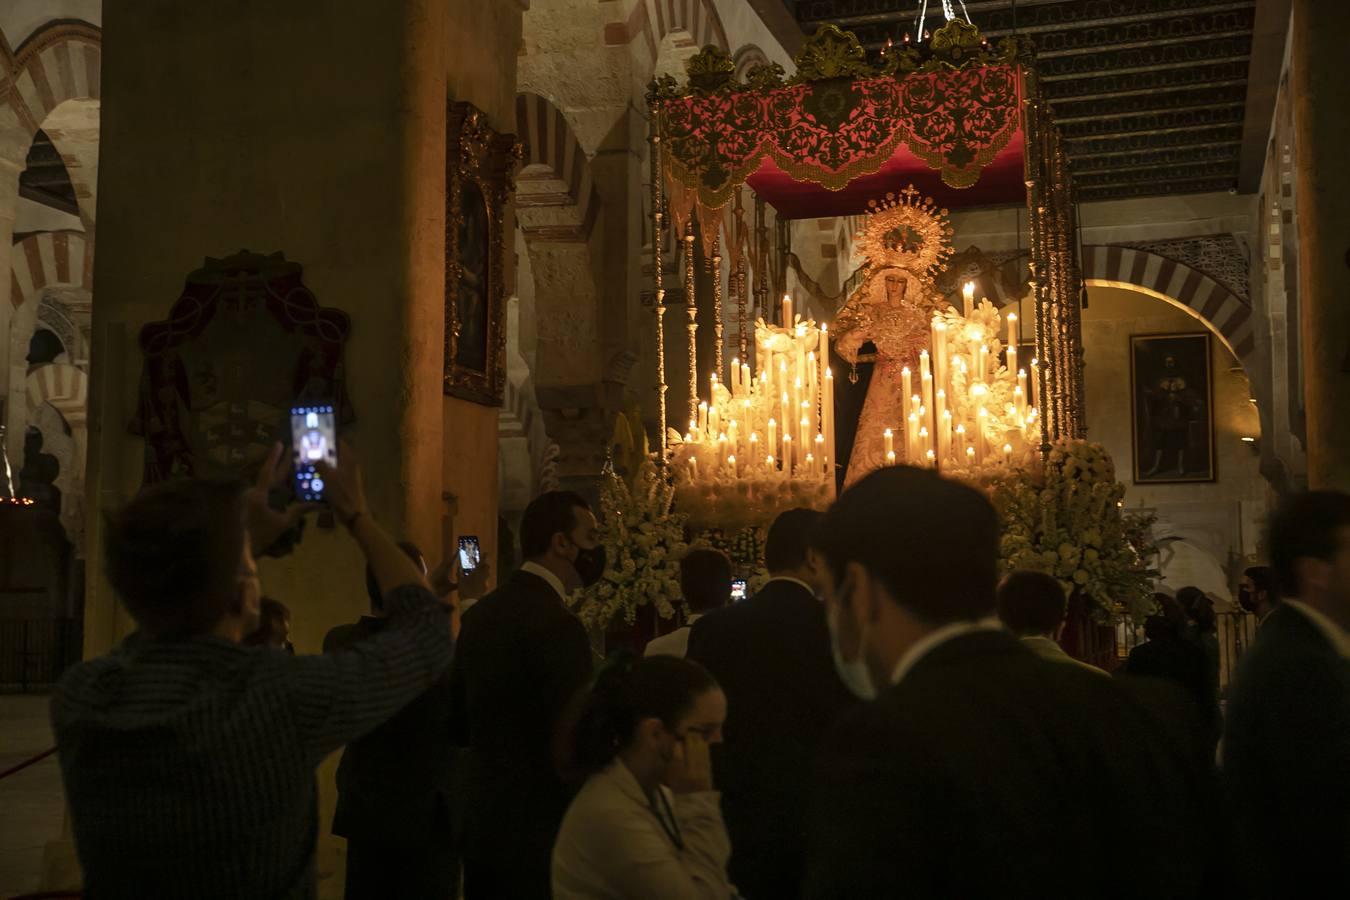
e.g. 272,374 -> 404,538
689,457 -> 698,480
976,407 -> 989,463
1006,330 -> 1018,379
805,452 -> 814,472
932,317 -> 949,396
728,454 -> 737,476
767,454 -> 776,472
1006,312 -> 1017,349
956,423 -> 967,460
781,391 -> 791,455
784,434 -> 794,474
935,388 -> 947,456
962,281 -> 975,318
741,362 -> 751,398
768,418 -> 777,460
698,402 -> 708,435
919,425 -> 930,459
730,359 -> 740,396
966,445 -> 976,465
815,432 -> 826,473
926,448 -> 936,467
907,411 -> 920,462
728,420 -> 739,457
807,352 -> 818,435
782,294 -> 793,329
1003,443 -> 1013,465
941,408 -> 953,463
793,377 -> 804,446
978,344 -> 989,380
1018,369 -> 1029,413
884,428 -> 894,457
901,366 -> 912,407
886,450 -> 897,465
823,368 -> 835,477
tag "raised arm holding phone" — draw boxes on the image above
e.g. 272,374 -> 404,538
50,440 -> 454,900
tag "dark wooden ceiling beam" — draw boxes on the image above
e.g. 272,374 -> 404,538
1053,86 -> 1247,123
1236,0 -> 1292,192
1071,145 -> 1241,170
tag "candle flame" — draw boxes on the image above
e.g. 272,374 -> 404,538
963,282 -> 975,299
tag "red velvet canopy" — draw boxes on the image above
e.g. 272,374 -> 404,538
658,61 -> 1026,222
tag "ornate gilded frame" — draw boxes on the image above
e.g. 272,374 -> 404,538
445,101 -> 521,406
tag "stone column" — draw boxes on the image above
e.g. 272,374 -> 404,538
50,2 -> 521,894
1292,0 -> 1350,491
0,132 -> 27,465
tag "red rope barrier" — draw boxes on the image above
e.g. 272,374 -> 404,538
0,745 -> 57,781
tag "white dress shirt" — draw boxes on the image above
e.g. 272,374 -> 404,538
552,758 -> 734,900
890,618 -> 1005,686
644,615 -> 703,659
520,561 -> 568,602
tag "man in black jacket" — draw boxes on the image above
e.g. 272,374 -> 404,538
805,466 -> 1221,899
449,491 -> 600,899
325,541 -> 470,899
686,508 -> 853,900
1224,490 -> 1350,898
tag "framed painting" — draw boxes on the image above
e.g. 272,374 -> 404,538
446,101 -> 521,405
1129,332 -> 1215,484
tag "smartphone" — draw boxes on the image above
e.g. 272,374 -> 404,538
731,579 -> 748,602
458,536 -> 481,573
290,404 -> 337,502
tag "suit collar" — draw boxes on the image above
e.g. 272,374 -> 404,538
889,621 -> 1010,686
519,561 -> 568,602
764,576 -> 815,595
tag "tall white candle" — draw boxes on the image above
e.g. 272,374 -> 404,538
976,408 -> 989,463
698,402 -> 708,436
823,368 -> 835,475
782,294 -> 793,329
768,418 -> 777,461
884,428 -> 894,457
962,281 -> 975,318
741,362 -> 751,398
901,367 -> 912,408
907,412 -> 920,461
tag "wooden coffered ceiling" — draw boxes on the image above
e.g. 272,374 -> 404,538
784,0 -> 1290,202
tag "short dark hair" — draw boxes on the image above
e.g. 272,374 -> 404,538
571,653 -> 718,773
520,490 -> 591,559
815,466 -> 999,625
1268,490 -> 1350,598
1244,565 -> 1279,600
104,478 -> 248,638
765,508 -> 824,573
997,570 -> 1066,636
366,541 -> 425,612
680,549 -> 732,613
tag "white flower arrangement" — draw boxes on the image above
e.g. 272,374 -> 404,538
568,454 -> 691,633
990,440 -> 1157,623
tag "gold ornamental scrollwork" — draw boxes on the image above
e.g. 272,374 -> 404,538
790,24 -> 875,83
686,44 -> 736,95
445,101 -> 522,406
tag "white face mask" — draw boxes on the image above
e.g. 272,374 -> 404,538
827,585 -> 877,701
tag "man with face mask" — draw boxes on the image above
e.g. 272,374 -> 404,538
1238,564 -> 1280,625
449,490 -> 600,899
805,465 -> 1223,899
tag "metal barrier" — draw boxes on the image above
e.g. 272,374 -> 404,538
1115,611 -> 1258,696
0,618 -> 80,692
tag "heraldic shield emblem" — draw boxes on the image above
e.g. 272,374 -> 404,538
129,250 -> 353,485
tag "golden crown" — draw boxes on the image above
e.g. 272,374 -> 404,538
854,186 -> 954,279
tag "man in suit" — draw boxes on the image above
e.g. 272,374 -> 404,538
324,542 -> 456,898
806,466 -> 1221,899
450,491 -> 600,899
645,547 -> 732,658
996,569 -> 1106,674
1224,490 -> 1350,897
686,508 -> 854,900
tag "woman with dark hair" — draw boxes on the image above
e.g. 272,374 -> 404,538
552,654 -> 734,899
244,597 -> 293,653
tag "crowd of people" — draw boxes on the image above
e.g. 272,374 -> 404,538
49,441 -> 1350,899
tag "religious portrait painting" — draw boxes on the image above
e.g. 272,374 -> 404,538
1129,332 -> 1215,484
445,101 -> 521,406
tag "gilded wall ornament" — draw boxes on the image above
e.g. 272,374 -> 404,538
446,101 -> 522,406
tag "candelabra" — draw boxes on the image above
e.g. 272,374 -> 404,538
881,281 -> 1042,475
670,295 -> 836,532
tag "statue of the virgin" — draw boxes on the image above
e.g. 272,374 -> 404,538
829,188 -> 953,488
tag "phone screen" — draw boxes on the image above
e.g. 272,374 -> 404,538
290,404 -> 337,502
731,579 -> 747,602
458,536 -> 481,572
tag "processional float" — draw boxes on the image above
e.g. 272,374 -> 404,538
646,19 -> 1085,532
